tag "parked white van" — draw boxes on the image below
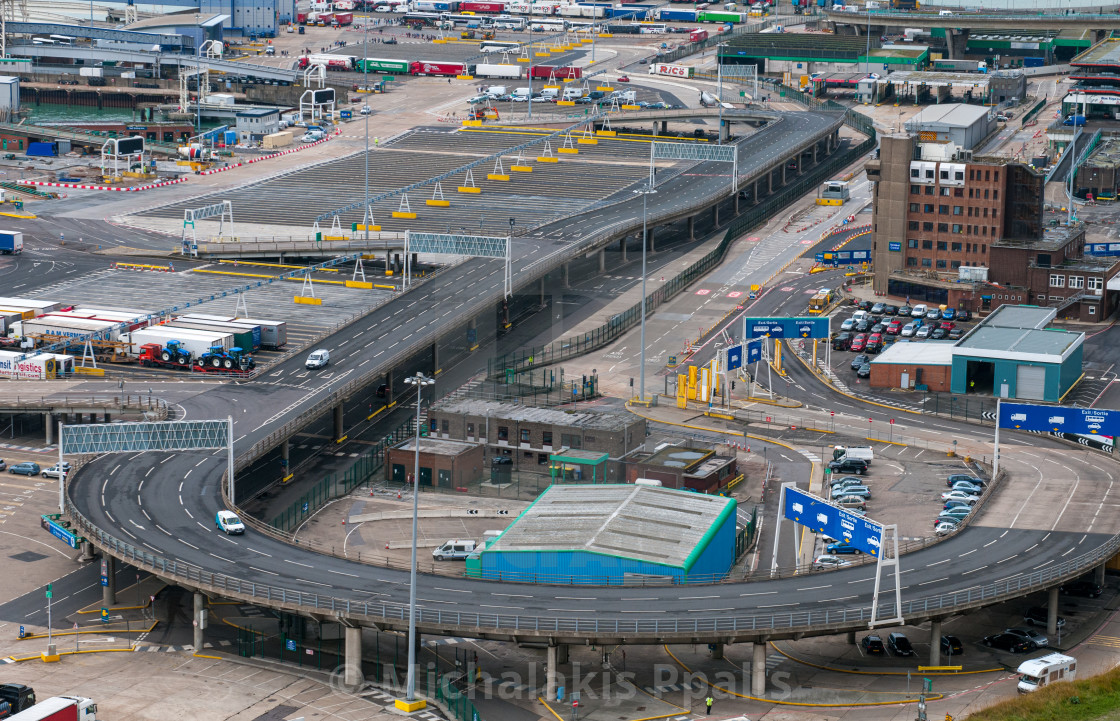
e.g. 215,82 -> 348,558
432,539 -> 477,561
1017,653 -> 1076,693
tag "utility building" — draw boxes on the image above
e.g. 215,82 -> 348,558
465,484 -> 738,584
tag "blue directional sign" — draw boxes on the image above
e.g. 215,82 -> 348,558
1086,242 -> 1120,256
40,515 -> 78,549
999,402 -> 1120,436
744,316 -> 830,340
783,487 -> 883,556
727,344 -> 743,371
746,340 -> 761,364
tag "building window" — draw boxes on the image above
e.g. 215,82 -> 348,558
938,223 -> 949,232
911,185 -> 921,194
925,186 -> 934,195
953,206 -> 963,215
937,241 -> 948,250
940,169 -> 949,180
907,257 -> 918,266
952,224 -> 962,234
922,240 -> 933,249
561,433 -> 581,449
1090,306 -> 1097,315
952,260 -> 962,269
983,189 -> 990,199
498,426 -> 509,441
968,188 -> 974,198
936,259 -> 947,268
442,419 -> 449,434
955,171 -> 965,181
926,169 -> 935,179
969,169 -> 975,180
940,187 -> 951,196
1049,274 -> 1065,288
911,168 -> 920,178
910,203 -> 920,212
923,222 -> 934,231
939,205 -> 949,214
952,242 -> 962,251
994,171 -> 999,182
909,221 -> 920,230
429,419 -> 437,433
924,204 -> 934,213
543,431 -> 553,446
982,226 -> 987,235
983,207 -> 988,218
1088,277 -> 1104,291
908,239 -> 919,248
1069,276 -> 1084,289
520,429 -> 530,444
985,170 -> 991,181
467,422 -> 475,436
955,188 -> 964,197
922,258 -> 932,267
982,244 -> 986,253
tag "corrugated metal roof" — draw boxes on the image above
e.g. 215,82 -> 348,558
871,340 -> 956,366
979,304 -> 1055,330
958,326 -> 1080,358
910,103 -> 991,129
486,484 -> 734,569
432,398 -> 637,432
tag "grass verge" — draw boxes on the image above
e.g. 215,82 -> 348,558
965,663 -> 1120,721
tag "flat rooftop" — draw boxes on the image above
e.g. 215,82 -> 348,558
1073,38 -> 1120,68
885,71 -> 991,89
867,45 -> 929,60
126,12 -> 228,30
1085,137 -> 1120,169
871,340 -> 955,366
980,304 -> 1055,330
908,103 -> 991,129
432,398 -> 637,433
956,304 -> 1083,362
395,437 -> 479,455
992,223 -> 1083,252
485,484 -> 735,570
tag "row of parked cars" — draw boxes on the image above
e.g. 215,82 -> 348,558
1,460 -> 70,478
813,451 -> 876,568
934,473 -> 988,535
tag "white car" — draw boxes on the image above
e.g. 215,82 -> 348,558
900,322 -> 918,337
934,520 -> 959,536
941,490 -> 980,504
840,318 -> 856,331
915,325 -> 933,339
813,554 -> 852,569
306,348 -> 330,369
41,463 -> 71,479
360,105 -> 372,115
215,510 -> 245,535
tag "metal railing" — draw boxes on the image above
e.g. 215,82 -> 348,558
65,493 -> 1120,637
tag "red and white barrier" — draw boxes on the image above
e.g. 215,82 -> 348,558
198,132 -> 338,176
17,178 -> 188,192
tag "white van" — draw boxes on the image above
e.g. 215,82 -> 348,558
305,348 -> 330,369
432,539 -> 477,561
939,9 -> 953,15
512,87 -> 531,99
833,445 -> 874,466
851,309 -> 869,323
911,303 -> 928,318
540,87 -> 560,99
562,87 -> 583,100
485,85 -> 507,97
1017,653 -> 1076,693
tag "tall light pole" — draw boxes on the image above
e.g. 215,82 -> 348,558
364,16 -> 370,243
633,183 -> 656,403
402,371 -> 435,703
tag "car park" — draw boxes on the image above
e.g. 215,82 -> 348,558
940,635 -> 963,656
862,635 -> 886,655
941,490 -> 979,504
941,307 -> 956,321
1005,627 -> 1047,649
915,325 -> 933,339
856,362 -> 871,378
983,633 -> 1031,653
832,332 -> 853,350
9,462 -> 40,476
831,484 -> 871,500
215,510 -> 245,535
887,632 -> 914,656
1060,580 -> 1104,598
850,353 -> 870,370
829,457 -> 868,475
826,542 -> 861,555
850,334 -> 867,352
1025,607 -> 1065,628
814,554 -> 851,569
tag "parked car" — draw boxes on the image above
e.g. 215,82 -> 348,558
930,327 -> 948,340
840,318 -> 856,331
865,333 -> 884,353
616,75 -> 630,82
940,635 -> 963,656
850,334 -> 868,352
41,464 -> 70,479
827,542 -> 861,555
898,304 -> 913,316
870,323 -> 885,335
1025,607 -> 1065,628
947,474 -> 985,489
941,490 -> 980,504
836,495 -> 867,510
832,332 -> 853,351
885,320 -> 904,336
862,635 -> 886,655
829,457 -> 868,475
901,322 -> 918,337
814,554 -> 851,569
8,462 -> 40,476
857,363 -> 872,378
0,459 -> 6,471
957,309 -> 972,322
856,299 -> 872,310
934,520 -> 960,536
831,475 -> 865,489
948,328 -> 964,340
831,484 -> 871,500
1060,579 -> 1104,598
982,633 -> 1031,653
911,304 -> 928,318
883,304 -> 899,316
952,480 -> 985,495
887,632 -> 914,656
915,325 -> 933,339
944,500 -> 975,511
870,302 -> 885,314
925,308 -> 942,321
854,319 -> 872,333
850,354 -> 870,370
1005,627 -> 1048,649
941,307 -> 956,321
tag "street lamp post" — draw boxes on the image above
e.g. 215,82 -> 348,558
632,184 -> 656,402
364,17 -> 370,243
402,372 -> 435,703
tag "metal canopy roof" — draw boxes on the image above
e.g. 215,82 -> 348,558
486,484 -> 735,571
955,305 -> 1082,363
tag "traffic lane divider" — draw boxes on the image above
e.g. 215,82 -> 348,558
17,178 -> 187,192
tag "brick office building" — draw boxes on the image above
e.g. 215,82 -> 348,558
386,437 -> 484,489
868,132 -> 1120,321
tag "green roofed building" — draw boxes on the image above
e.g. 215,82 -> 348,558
465,484 -> 737,585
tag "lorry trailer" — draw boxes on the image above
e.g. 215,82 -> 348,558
0,350 -> 74,380
177,314 -> 287,349
7,696 -> 97,721
164,321 -> 255,353
123,326 -> 234,357
0,231 -> 23,255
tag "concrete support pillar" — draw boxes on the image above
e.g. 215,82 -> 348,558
103,413 -> 111,423
501,299 -> 510,328
768,171 -> 774,194
713,204 -> 720,228
1047,586 -> 1060,636
782,162 -> 787,185
687,215 -> 695,240
280,440 -> 290,477
929,619 -> 942,667
647,227 -> 655,253
546,644 -> 560,701
620,237 -> 628,264
386,369 -> 395,403
386,249 -> 392,274
846,631 -> 856,644
710,642 -> 724,660
345,626 -> 362,687
411,252 -> 418,272
598,248 -> 605,272
813,143 -> 819,164
432,341 -> 440,375
467,319 -> 478,352
734,192 -> 740,216
44,414 -> 52,445
557,643 -> 569,665
333,403 -> 344,443
394,253 -> 401,273
1095,561 -> 1107,586
193,591 -> 204,652
660,120 -> 668,134
562,262 -> 569,289
753,179 -> 760,204
102,555 -> 116,606
79,539 -> 94,562
539,277 -> 546,307
796,155 -> 802,174
751,642 -> 766,696
946,29 -> 970,60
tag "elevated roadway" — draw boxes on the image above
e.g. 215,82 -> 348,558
7,44 -> 298,82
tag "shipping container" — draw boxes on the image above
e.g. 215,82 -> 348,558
655,7 -> 697,20
474,63 -> 522,78
166,321 -> 256,352
460,1 -> 507,10
528,65 -> 582,79
332,11 -> 355,24
0,351 -> 74,380
1024,56 -> 1045,68
174,316 -> 263,350
0,297 -> 62,315
79,67 -> 103,77
0,230 -> 22,254
27,142 -> 58,157
648,62 -> 694,77
698,10 -> 743,21
0,310 -> 24,332
45,311 -> 150,333
177,314 -> 285,349
410,60 -> 467,76
16,316 -> 121,342
357,57 -> 411,73
122,327 -> 234,357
